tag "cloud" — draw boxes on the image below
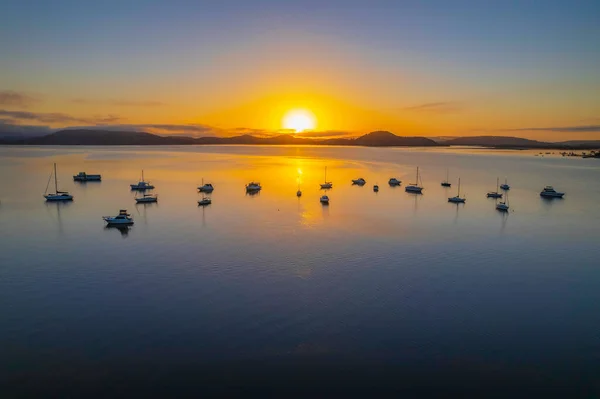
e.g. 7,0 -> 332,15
0,90 -> 39,108
0,120 -> 53,137
508,125 -> 600,133
403,101 -> 461,113
63,123 -> 220,137
71,98 -> 164,107
0,109 -> 123,125
294,130 -> 353,138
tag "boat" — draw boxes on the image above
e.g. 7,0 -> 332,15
135,193 -> 158,203
500,177 -> 510,190
198,197 -> 212,206
405,167 -> 423,193
496,191 -> 509,211
388,177 -> 401,186
486,178 -> 503,198
320,195 -> 329,204
103,209 -> 134,225
130,170 -> 154,190
296,190 -> 302,197
198,178 -> 214,193
441,169 -> 451,187
448,178 -> 466,203
245,182 -> 262,192
373,184 -> 379,192
73,172 -> 101,182
352,178 -> 366,185
320,167 -> 333,189
540,186 -> 565,198
44,163 -> 74,201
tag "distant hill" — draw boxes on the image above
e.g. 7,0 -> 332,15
352,131 -> 438,146
444,136 -> 549,148
9,129 -> 441,147
556,140 -> 600,148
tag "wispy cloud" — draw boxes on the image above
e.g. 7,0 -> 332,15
508,125 -> 600,133
403,101 -> 461,113
0,109 -> 122,124
63,123 -> 220,137
294,130 -> 353,138
71,98 -> 164,107
0,90 -> 40,108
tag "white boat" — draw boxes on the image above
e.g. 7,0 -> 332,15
130,170 -> 154,190
448,178 -> 466,203
486,177 -> 503,198
441,169 -> 451,187
198,197 -> 212,206
245,182 -> 262,192
320,195 -> 329,204
135,193 -> 158,203
103,209 -> 134,225
373,184 -> 379,192
352,178 -> 366,185
540,186 -> 564,198
44,163 -> 74,201
320,166 -> 333,189
405,167 -> 423,193
73,172 -> 101,182
500,177 -> 510,190
388,177 -> 401,186
198,179 -> 214,193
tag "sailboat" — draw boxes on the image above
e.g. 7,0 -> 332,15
496,190 -> 509,211
448,178 -> 466,203
130,170 -> 155,190
405,167 -> 423,193
441,169 -> 451,187
500,177 -> 510,190
320,166 -> 333,189
44,163 -> 73,201
486,177 -> 503,198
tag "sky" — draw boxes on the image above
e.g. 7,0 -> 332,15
1,0 -> 599,141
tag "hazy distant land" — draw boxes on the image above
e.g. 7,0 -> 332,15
1,129 -> 599,149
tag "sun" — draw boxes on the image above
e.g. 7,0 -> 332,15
282,109 -> 316,133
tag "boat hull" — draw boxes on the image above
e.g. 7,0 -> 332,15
320,183 -> 333,189
540,192 -> 564,198
135,197 -> 157,203
448,197 -> 465,203
74,175 -> 101,181
405,186 -> 423,193
487,193 -> 502,198
44,194 -> 73,201
441,182 -> 451,187
496,204 -> 509,211
198,200 -> 211,206
131,185 -> 154,190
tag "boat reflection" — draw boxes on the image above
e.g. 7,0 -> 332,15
104,225 -> 131,237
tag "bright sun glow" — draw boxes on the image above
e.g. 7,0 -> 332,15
282,109 -> 316,133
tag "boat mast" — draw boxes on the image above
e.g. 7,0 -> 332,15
324,166 -> 327,182
458,177 -> 461,197
142,169 -> 144,182
54,163 -> 58,193
416,167 -> 419,186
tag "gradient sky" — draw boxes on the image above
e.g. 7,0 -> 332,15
1,0 -> 599,140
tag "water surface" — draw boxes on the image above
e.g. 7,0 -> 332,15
1,145 -> 599,396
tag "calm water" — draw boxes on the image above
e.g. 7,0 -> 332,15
1,145 -> 599,396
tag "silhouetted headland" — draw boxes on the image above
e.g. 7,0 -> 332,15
1,129 -> 599,149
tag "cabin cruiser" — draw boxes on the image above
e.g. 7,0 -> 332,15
103,210 -> 134,225
198,180 -> 214,193
540,186 -> 564,198
352,178 -> 366,185
320,195 -> 329,204
496,201 -> 509,211
130,170 -> 154,190
373,184 -> 379,192
198,197 -> 212,206
388,178 -> 401,186
135,193 -> 158,203
246,182 -> 262,192
44,163 -> 74,201
73,172 -> 101,182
